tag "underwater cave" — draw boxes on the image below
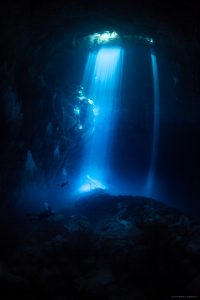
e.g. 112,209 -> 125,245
0,1 -> 200,299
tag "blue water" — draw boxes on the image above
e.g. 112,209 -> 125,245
146,50 -> 160,195
79,47 -> 124,192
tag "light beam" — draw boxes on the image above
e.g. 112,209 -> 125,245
79,47 -> 124,193
146,50 -> 160,195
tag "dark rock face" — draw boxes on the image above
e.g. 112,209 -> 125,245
0,1 -> 200,208
0,1 -> 199,213
0,194 -> 200,299
0,3 -> 199,297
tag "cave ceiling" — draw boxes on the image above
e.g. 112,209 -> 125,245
0,0 -> 199,52
0,0 -> 199,98
0,0 -> 199,204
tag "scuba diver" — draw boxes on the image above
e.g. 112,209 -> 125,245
56,180 -> 69,188
26,202 -> 55,221
73,86 -> 95,132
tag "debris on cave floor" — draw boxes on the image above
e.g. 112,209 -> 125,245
0,194 -> 200,300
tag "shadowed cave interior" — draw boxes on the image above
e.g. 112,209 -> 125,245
0,1 -> 200,299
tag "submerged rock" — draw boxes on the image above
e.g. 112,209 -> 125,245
1,194 -> 199,299
186,237 -> 200,255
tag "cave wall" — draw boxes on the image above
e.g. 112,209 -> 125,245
0,0 -> 200,206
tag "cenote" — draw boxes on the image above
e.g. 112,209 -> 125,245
1,27 -> 199,214
0,2 -> 200,299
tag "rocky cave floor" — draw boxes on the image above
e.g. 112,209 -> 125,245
0,192 -> 200,300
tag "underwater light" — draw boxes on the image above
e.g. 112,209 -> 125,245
89,31 -> 119,45
100,31 -> 118,42
78,47 -> 123,195
146,37 -> 154,44
79,175 -> 106,193
74,107 -> 80,115
93,106 -> 99,116
88,98 -> 94,105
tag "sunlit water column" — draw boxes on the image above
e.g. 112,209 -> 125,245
79,47 -> 124,192
146,50 -> 160,195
